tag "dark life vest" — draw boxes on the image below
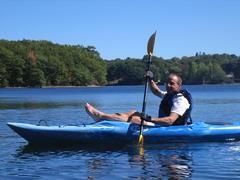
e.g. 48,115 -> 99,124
158,89 -> 193,125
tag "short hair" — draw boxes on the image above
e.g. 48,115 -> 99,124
167,73 -> 182,86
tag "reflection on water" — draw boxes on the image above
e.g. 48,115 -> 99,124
15,144 -> 193,179
127,144 -> 192,179
0,101 -> 84,110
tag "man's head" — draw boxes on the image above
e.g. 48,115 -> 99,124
165,73 -> 182,93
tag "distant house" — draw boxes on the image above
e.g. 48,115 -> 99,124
226,72 -> 234,82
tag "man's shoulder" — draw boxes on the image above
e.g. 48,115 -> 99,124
175,89 -> 192,105
176,89 -> 192,98
174,93 -> 186,100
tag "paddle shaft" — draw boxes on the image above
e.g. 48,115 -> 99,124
141,56 -> 151,115
138,32 -> 156,144
139,55 -> 152,136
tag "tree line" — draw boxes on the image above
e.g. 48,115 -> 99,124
0,40 -> 107,87
0,39 -> 240,87
107,54 -> 240,85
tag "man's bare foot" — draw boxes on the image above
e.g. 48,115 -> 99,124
85,103 -> 103,121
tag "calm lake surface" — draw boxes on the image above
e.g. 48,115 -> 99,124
1,85 -> 240,179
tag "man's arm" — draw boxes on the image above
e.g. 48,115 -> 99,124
149,80 -> 163,98
151,112 -> 179,125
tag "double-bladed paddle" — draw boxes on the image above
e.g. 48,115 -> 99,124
138,32 -> 157,145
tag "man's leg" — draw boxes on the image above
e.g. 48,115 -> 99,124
85,103 -> 155,126
85,103 -> 137,122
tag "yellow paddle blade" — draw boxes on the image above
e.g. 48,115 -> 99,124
138,144 -> 144,156
147,31 -> 157,56
138,134 -> 144,144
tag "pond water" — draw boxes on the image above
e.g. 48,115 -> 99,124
1,85 -> 240,179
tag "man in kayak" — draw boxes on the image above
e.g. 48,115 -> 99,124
85,73 -> 192,126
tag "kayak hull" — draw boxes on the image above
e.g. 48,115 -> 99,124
7,121 -> 240,145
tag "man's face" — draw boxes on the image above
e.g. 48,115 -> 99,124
165,75 -> 181,93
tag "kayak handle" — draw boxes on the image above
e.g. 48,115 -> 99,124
38,119 -> 48,126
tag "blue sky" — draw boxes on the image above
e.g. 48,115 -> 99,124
1,0 -> 240,60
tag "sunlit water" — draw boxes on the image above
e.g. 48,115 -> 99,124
1,85 -> 240,179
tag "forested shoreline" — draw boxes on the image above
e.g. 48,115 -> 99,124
0,39 -> 240,87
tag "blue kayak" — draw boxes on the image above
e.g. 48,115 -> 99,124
7,121 -> 240,145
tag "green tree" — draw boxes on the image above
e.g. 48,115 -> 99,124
7,57 -> 25,87
0,63 -> 8,87
207,62 -> 226,84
